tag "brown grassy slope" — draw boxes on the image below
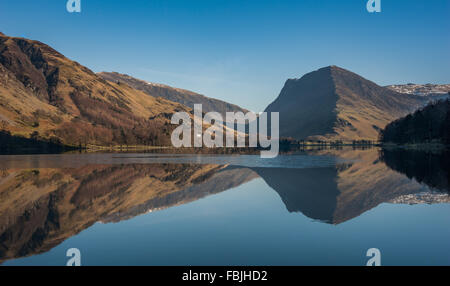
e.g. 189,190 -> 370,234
265,66 -> 435,141
0,33 -> 190,146
98,72 -> 249,118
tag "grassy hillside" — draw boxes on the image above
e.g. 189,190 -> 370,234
0,33 -> 191,146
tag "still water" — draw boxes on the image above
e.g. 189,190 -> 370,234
1,148 -> 449,266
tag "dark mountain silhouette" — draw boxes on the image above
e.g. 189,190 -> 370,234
265,66 -> 446,141
252,167 -> 339,223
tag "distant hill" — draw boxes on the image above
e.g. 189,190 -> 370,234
265,66 -> 446,141
380,99 -> 450,145
98,72 -> 248,119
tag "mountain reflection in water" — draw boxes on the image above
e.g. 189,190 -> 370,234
0,148 -> 449,264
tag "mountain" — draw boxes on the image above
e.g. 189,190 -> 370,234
98,72 -> 248,118
265,66 -> 445,141
0,33 -> 190,146
386,83 -> 450,97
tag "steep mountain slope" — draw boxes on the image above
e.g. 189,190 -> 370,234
98,72 -> 248,118
265,66 -> 441,141
0,33 -> 190,146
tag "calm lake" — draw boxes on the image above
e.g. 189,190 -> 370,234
1,148 -> 449,266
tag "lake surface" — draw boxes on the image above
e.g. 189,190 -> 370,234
1,148 -> 449,266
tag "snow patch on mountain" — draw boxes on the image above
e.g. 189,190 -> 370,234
386,84 -> 450,97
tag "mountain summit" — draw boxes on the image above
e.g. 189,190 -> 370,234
265,66 -> 439,141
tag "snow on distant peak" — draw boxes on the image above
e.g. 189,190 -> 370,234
386,84 -> 450,96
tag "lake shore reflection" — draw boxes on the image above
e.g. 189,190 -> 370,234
1,147 -> 449,265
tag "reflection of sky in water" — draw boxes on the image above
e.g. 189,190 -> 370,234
4,178 -> 450,266
1,151 -> 450,266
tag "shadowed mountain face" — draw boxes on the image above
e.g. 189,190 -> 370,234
98,72 -> 248,119
0,33 -> 190,146
265,66 -> 445,141
252,167 -> 339,223
265,66 -> 337,140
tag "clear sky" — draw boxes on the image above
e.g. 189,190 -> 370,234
1,0 -> 449,111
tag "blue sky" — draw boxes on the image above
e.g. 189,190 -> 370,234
1,0 -> 449,111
